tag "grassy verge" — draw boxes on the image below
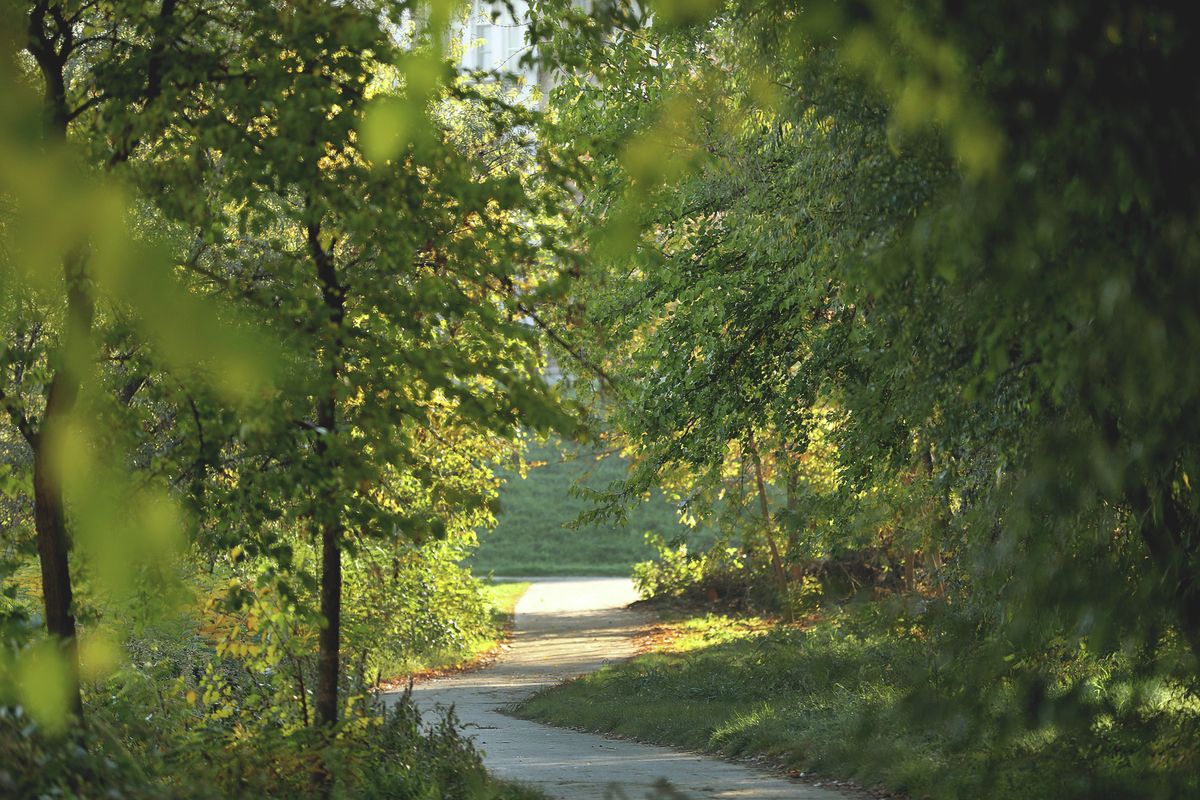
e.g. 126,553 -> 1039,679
489,780 -> 549,800
486,580 -> 531,618
469,440 -> 712,576
513,603 -> 1200,800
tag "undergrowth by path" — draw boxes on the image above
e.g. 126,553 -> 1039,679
381,582 -> 531,685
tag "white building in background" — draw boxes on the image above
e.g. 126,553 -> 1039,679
455,1 -> 570,386
458,0 -> 546,100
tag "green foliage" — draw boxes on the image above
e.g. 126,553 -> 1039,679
0,564 -> 531,796
1,0 -> 570,790
631,535 -> 748,604
4,0 -> 1200,792
528,0 -> 1200,783
343,540 -> 494,682
1,692 -> 543,799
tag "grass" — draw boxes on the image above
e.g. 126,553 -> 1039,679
512,602 -> 1200,800
469,439 -> 712,576
485,580 -> 531,618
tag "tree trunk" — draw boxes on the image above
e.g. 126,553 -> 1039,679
315,508 -> 342,727
26,0 -> 92,724
32,442 -> 82,718
22,0 -> 180,726
747,434 -> 790,603
28,246 -> 93,720
308,221 -> 345,730
913,442 -> 949,594
312,381 -> 343,732
291,654 -> 310,727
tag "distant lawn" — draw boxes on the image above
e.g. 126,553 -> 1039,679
469,439 -> 711,577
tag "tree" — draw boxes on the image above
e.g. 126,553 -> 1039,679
148,7 -> 569,730
531,0 -> 1200,741
2,0 -> 226,719
3,0 -> 573,741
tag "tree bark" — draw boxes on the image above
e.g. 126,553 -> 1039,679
29,246 -> 93,721
747,433 -> 790,602
32,442 -> 82,717
308,222 -> 345,730
315,506 -> 342,727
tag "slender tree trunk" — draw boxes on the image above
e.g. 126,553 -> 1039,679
25,0 -> 91,723
32,444 -> 82,717
919,443 -> 948,594
316,505 -> 342,726
28,246 -> 93,720
783,448 -> 798,515
308,222 -> 345,730
21,0 -> 179,725
291,654 -> 310,727
747,434 -> 789,602
781,447 -> 805,561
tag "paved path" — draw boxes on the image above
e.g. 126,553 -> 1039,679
392,577 -> 846,800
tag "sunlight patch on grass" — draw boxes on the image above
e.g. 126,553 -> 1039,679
710,702 -> 779,747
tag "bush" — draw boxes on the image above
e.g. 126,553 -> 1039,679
633,533 -> 905,614
1,538 -> 533,799
0,691 -> 537,799
0,705 -> 171,800
633,534 -> 751,605
342,539 -> 499,683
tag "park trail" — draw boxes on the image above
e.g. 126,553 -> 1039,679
390,577 -> 849,800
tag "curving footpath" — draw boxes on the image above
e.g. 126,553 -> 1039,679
394,577 -> 848,800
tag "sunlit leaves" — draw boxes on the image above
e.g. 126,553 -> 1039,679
1,0 -> 578,765
361,52 -> 453,163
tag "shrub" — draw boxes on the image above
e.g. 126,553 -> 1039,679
633,534 -> 750,605
0,691 -> 534,799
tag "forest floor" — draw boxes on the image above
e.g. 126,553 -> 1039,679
394,577 -> 848,800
